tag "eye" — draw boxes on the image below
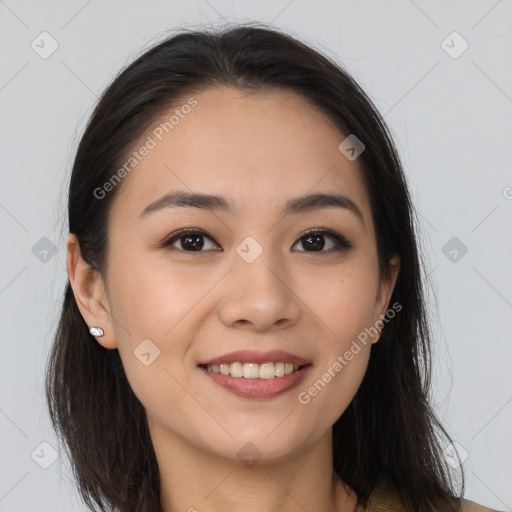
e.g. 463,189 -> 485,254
292,229 -> 353,253
161,227 -> 353,254
162,229 -> 221,252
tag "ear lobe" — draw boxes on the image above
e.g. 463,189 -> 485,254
66,233 -> 117,349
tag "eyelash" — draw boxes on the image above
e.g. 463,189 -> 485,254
161,227 -> 353,254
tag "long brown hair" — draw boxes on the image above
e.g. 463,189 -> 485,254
46,22 -> 464,512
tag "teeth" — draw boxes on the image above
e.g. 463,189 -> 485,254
205,362 -> 301,379
243,363 -> 259,379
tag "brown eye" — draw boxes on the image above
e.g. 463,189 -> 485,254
163,229 -> 220,252
292,229 -> 353,253
162,228 -> 352,254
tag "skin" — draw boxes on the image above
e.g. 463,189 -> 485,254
67,86 -> 400,512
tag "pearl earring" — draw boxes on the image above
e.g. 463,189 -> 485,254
89,326 -> 104,337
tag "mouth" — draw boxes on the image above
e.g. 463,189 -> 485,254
198,362 -> 313,400
197,350 -> 312,399
198,362 -> 310,380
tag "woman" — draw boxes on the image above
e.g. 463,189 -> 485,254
45,23 -> 501,512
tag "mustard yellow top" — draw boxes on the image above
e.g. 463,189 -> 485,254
355,479 -> 503,512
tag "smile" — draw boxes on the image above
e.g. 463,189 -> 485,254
198,363 -> 312,399
199,361 -> 306,379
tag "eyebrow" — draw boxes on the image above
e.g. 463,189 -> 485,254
139,190 -> 365,226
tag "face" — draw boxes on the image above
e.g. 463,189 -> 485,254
69,86 -> 399,465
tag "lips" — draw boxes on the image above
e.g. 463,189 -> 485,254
199,364 -> 312,399
197,350 -> 311,367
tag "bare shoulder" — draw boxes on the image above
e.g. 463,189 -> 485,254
354,480 -> 504,512
460,497 -> 504,512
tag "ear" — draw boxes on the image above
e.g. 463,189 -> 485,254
373,253 -> 400,342
66,233 -> 117,349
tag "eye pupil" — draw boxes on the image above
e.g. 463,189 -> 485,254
303,234 -> 325,251
182,234 -> 204,251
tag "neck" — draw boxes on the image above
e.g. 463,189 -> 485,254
148,419 -> 358,512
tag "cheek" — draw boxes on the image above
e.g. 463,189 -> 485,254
106,256 -> 200,398
110,252 -> 204,339
298,330 -> 372,427
296,341 -> 371,434
297,258 -> 379,341
294,260 -> 377,415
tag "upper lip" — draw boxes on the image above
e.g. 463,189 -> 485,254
198,350 -> 311,367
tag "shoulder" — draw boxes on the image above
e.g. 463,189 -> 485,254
355,480 -> 503,512
459,497 -> 504,512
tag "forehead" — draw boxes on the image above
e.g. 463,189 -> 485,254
110,86 -> 372,225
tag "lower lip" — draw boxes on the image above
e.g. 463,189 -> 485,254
199,365 -> 312,399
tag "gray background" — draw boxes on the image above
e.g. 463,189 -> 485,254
1,0 -> 511,510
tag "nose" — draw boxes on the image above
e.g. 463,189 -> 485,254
217,247 -> 301,332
